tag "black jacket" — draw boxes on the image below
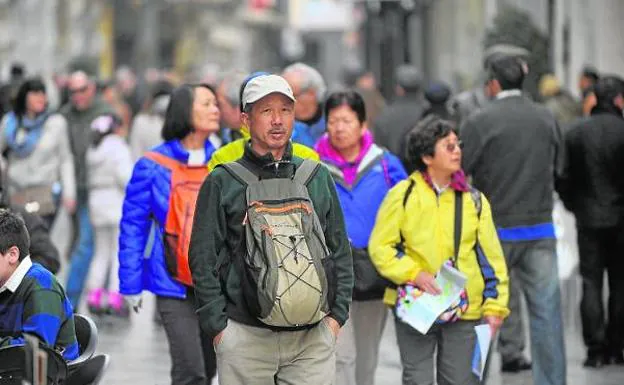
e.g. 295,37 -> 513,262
372,94 -> 428,168
557,110 -> 624,228
461,94 -> 564,228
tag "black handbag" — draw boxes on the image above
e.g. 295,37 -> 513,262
352,246 -> 391,301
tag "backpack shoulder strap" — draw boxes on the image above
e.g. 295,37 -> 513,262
453,190 -> 463,263
402,178 -> 416,208
144,151 -> 182,171
220,161 -> 259,186
293,159 -> 321,186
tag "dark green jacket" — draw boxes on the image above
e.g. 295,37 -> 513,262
189,143 -> 353,339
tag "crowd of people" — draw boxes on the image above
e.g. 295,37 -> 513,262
0,48 -> 623,385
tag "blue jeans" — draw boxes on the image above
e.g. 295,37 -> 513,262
65,203 -> 95,309
502,239 -> 566,385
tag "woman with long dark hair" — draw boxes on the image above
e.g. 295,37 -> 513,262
118,83 -> 221,384
0,78 -> 76,226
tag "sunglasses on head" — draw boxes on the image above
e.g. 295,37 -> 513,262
69,85 -> 89,95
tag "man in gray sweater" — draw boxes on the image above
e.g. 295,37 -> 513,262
60,70 -> 114,309
461,56 -> 566,385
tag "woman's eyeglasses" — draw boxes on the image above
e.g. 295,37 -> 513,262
443,141 -> 463,153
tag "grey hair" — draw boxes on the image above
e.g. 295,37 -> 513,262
219,72 -> 247,107
283,62 -> 327,102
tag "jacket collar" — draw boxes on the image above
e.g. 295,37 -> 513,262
315,131 -> 374,168
419,170 -> 470,193
495,89 -> 523,100
167,138 -> 217,164
240,140 -> 297,179
0,256 -> 32,294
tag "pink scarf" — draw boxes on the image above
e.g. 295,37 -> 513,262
315,131 -> 374,185
421,169 -> 470,193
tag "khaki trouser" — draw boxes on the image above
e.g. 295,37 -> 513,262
335,300 -> 388,385
215,319 -> 337,385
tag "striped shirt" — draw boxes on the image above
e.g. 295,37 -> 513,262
0,258 -> 78,360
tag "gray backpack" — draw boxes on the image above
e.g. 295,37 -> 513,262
222,160 -> 334,327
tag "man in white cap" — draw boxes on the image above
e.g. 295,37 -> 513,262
189,74 -> 353,384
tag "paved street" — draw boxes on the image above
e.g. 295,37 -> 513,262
92,294 -> 624,385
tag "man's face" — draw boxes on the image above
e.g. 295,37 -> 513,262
0,246 -> 19,287
242,93 -> 295,156
283,72 -> 318,121
217,82 -> 241,130
69,76 -> 96,111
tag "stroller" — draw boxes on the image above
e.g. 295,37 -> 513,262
0,314 -> 109,385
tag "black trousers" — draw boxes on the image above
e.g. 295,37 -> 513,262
577,226 -> 624,355
157,291 -> 217,385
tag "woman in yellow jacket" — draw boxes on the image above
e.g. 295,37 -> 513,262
369,116 -> 509,385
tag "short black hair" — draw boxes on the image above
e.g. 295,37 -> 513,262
161,83 -> 216,142
582,66 -> 600,83
593,76 -> 624,111
406,116 -> 457,171
0,209 -> 30,261
487,56 -> 525,91
13,78 -> 46,118
324,90 -> 367,125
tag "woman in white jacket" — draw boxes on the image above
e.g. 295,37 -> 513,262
86,114 -> 133,316
0,78 -> 76,227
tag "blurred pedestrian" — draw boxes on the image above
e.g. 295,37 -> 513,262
0,78 -> 76,227
558,76 -> 624,367
207,72 -> 319,171
372,64 -> 427,170
99,80 -> 132,137
0,63 -> 26,118
116,66 -> 145,118
119,83 -> 220,385
85,114 -> 132,317
61,70 -> 114,310
451,45 -> 530,125
315,90 -> 407,385
283,62 -> 327,148
461,55 -> 566,385
578,66 -> 599,98
539,74 -> 582,125
369,116 -> 509,385
343,66 -> 386,127
423,81 -> 455,121
129,80 -> 173,160
216,72 -> 248,144
189,74 -> 353,385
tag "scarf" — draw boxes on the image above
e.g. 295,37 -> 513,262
421,169 -> 470,193
3,111 -> 50,158
315,131 -> 374,185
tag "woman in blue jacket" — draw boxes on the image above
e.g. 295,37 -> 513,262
118,84 -> 220,385
315,90 -> 407,385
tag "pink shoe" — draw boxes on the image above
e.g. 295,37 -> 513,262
107,291 -> 129,318
87,288 -> 106,314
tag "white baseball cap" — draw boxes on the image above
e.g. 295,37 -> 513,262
242,74 -> 295,110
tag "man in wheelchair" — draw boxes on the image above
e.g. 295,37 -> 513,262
0,209 -> 78,361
